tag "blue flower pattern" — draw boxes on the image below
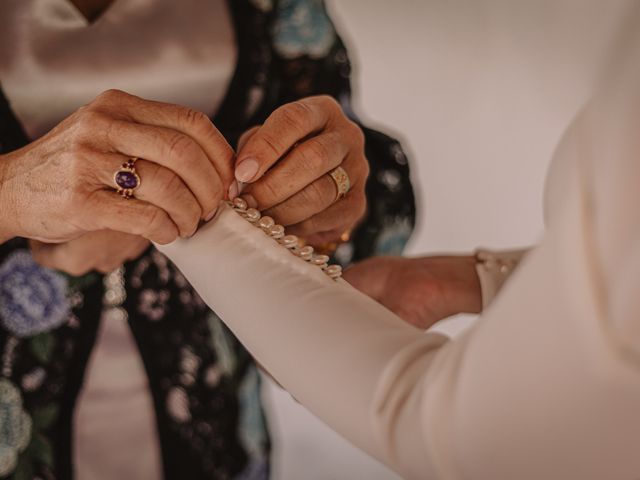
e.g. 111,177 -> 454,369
273,0 -> 336,59
0,250 -> 70,337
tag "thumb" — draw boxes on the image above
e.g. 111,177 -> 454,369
229,126 -> 261,199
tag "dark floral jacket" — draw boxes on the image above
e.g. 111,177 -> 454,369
0,0 -> 416,479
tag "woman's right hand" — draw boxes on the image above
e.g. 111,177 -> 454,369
0,89 -> 234,244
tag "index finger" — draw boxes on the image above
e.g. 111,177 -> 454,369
234,96 -> 339,183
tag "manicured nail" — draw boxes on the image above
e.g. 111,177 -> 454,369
205,206 -> 218,222
235,158 -> 259,183
240,193 -> 257,209
228,181 -> 239,200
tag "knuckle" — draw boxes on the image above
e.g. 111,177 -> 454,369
251,179 -> 280,207
301,180 -> 327,206
181,108 -> 212,133
165,132 -> 199,163
145,206 -> 165,230
238,125 -> 260,149
278,101 -> 312,131
361,157 -> 371,180
300,139 -> 330,168
142,207 -> 171,240
158,170 -> 185,199
316,95 -> 340,112
256,132 -> 284,158
348,121 -> 365,146
73,110 -> 109,139
356,195 -> 367,219
94,88 -> 127,105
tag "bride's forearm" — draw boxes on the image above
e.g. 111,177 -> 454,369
157,203 -> 449,477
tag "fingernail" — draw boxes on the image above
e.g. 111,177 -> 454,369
235,158 -> 259,183
240,193 -> 257,209
182,222 -> 198,239
228,181 -> 239,200
205,206 -> 218,222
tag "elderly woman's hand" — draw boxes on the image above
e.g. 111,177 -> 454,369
0,89 -> 234,245
233,95 -> 369,246
30,231 -> 149,276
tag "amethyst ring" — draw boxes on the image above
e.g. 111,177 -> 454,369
114,157 -> 141,199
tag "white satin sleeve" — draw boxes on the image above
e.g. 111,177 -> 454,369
156,45 -> 640,480
159,204 -> 450,478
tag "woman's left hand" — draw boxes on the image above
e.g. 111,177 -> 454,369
343,256 -> 483,330
233,95 -> 369,246
30,230 -> 150,276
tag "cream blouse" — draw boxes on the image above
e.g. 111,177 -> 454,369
158,20 -> 640,480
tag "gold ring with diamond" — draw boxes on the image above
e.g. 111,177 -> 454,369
328,166 -> 350,202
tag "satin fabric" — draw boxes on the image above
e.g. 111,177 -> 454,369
0,0 -> 236,139
158,21 -> 640,480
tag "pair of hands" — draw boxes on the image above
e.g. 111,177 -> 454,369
2,89 -> 479,331
0,90 -> 368,274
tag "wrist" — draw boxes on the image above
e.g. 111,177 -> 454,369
0,153 -> 19,242
448,255 -> 482,314
425,255 -> 482,317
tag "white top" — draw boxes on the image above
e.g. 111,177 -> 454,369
158,18 -> 640,480
0,0 -> 235,139
0,1 -> 236,478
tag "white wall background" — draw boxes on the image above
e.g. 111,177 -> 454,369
262,1 -> 631,479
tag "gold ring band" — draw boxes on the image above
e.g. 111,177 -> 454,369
328,166 -> 350,202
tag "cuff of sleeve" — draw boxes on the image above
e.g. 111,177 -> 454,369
474,248 -> 529,309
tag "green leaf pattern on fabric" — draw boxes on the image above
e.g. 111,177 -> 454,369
28,333 -> 56,365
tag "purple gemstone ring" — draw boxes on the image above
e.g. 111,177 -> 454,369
114,157 -> 141,199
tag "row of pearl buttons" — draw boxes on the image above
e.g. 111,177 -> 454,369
228,197 -> 343,280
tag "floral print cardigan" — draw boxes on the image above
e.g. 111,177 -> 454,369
0,0 -> 416,479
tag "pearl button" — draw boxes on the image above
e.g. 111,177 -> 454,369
311,254 -> 330,266
324,264 -> 342,278
258,216 -> 275,230
281,235 -> 298,248
268,224 -> 285,239
229,203 -> 342,281
233,197 -> 248,210
244,208 -> 261,222
298,246 -> 314,260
